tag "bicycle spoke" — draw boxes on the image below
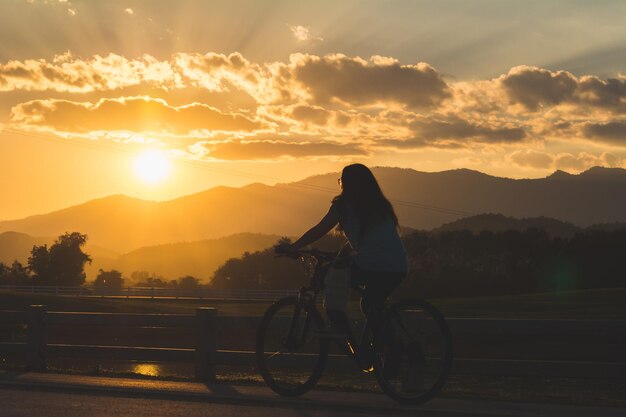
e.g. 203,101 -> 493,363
256,296 -> 328,397
373,300 -> 452,405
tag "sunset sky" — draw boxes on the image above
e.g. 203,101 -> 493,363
0,0 -> 624,220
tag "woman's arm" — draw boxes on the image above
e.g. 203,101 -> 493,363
289,208 -> 340,250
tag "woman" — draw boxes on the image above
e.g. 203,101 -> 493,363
278,163 -> 408,340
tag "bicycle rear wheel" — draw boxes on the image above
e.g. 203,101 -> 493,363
255,296 -> 328,396
373,299 -> 452,404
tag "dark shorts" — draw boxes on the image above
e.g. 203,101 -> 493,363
350,264 -> 406,317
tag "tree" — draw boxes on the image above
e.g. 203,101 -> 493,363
176,275 -> 200,289
131,271 -> 169,287
28,232 -> 91,286
94,269 -> 124,292
0,261 -> 30,285
28,245 -> 50,283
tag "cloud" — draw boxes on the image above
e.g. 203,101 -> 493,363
124,8 -> 134,15
289,25 -> 323,42
25,0 -> 76,15
0,52 -> 179,92
583,121 -> 626,145
410,116 -> 526,143
577,77 -> 626,112
380,115 -> 526,149
2,51 -> 624,162
508,149 -> 556,169
508,149 -> 623,171
11,97 -> 263,134
201,139 -> 366,161
290,104 -> 330,125
555,152 -> 622,171
500,65 -> 626,113
500,66 -> 577,111
287,54 -> 450,109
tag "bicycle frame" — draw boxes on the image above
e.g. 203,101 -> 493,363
278,249 -> 418,366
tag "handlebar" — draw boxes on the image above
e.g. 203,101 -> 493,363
274,247 -> 336,262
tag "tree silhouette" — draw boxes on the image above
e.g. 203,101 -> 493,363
0,261 -> 30,285
176,275 -> 200,288
28,245 -> 51,283
94,269 -> 124,293
210,229 -> 626,298
28,232 -> 91,286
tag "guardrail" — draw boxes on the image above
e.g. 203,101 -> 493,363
1,306 -> 625,379
0,305 -> 217,381
0,285 -> 298,301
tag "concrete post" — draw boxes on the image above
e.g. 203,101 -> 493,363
27,305 -> 47,371
194,307 -> 217,381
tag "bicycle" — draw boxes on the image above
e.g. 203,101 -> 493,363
255,248 -> 453,404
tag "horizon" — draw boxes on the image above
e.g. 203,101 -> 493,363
1,164 -> 623,222
1,0 -> 625,220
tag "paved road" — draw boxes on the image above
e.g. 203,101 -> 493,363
0,390 -> 364,417
0,372 -> 624,417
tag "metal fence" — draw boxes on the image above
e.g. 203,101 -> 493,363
0,305 -> 217,380
1,305 -> 625,379
0,285 -> 298,301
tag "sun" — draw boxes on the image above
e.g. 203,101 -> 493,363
133,150 -> 171,184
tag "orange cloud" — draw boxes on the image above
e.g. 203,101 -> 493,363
286,54 -> 450,109
583,121 -> 626,145
201,139 -> 366,161
0,52 -> 179,92
2,51 -> 624,163
499,66 -> 625,113
380,115 -> 526,149
11,96 -> 262,134
508,149 -> 623,171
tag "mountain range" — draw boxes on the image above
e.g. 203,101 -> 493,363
1,166 -> 625,253
1,166 -> 625,281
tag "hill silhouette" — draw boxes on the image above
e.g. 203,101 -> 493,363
433,214 -> 582,238
114,232 -> 281,282
0,231 -> 117,268
0,166 -> 625,252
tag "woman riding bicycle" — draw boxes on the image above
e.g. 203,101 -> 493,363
277,163 -> 408,342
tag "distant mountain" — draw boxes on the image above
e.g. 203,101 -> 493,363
0,166 -> 625,252
433,214 -> 582,238
0,231 -> 280,282
0,231 -> 117,266
114,233 -> 281,282
0,232 -> 51,265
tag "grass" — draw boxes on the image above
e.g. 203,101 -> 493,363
1,287 -> 625,319
430,287 -> 626,319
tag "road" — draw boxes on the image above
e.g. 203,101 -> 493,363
2,388 -> 626,417
0,389 -> 364,417
0,372 -> 624,417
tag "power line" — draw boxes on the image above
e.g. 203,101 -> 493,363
2,127 -> 476,217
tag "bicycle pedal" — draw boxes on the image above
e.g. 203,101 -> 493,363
360,365 -> 374,373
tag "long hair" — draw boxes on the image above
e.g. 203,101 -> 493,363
333,164 -> 399,234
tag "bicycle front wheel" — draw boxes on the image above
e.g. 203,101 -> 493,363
373,299 -> 452,404
255,296 -> 328,396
